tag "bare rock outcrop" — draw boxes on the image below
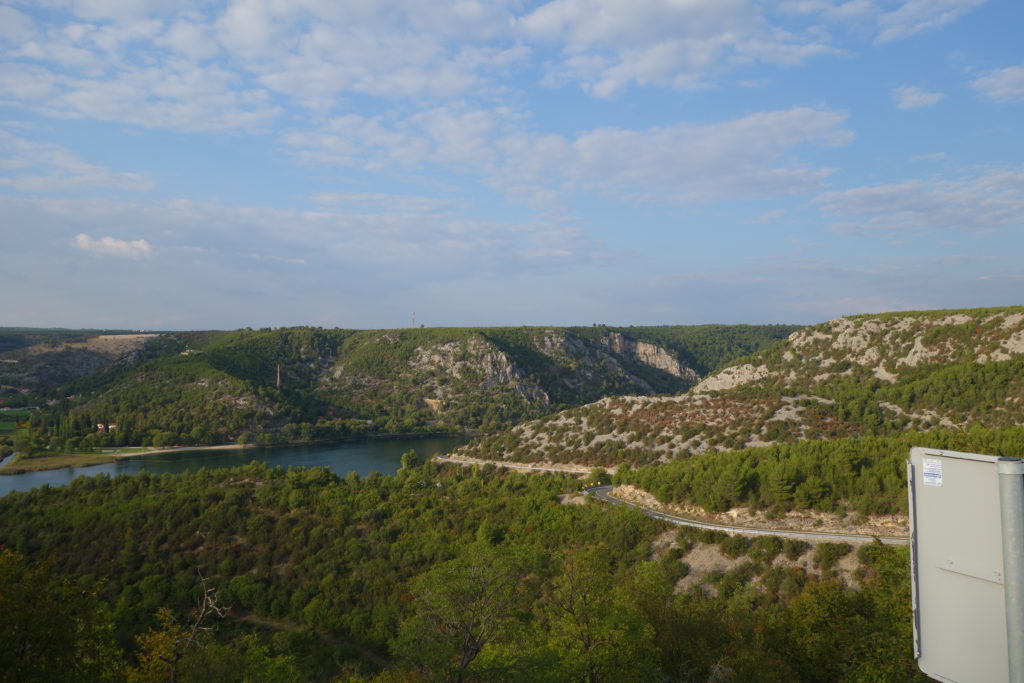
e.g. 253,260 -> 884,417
601,332 -> 699,382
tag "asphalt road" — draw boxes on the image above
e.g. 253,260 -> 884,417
585,485 -> 910,546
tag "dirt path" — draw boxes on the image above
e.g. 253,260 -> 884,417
106,443 -> 254,459
434,454 -> 600,475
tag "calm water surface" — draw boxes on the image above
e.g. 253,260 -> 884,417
0,435 -> 469,497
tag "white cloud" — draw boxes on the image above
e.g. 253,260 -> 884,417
0,0 -> 986,138
892,84 -> 945,109
64,0 -> 172,23
73,233 -> 153,259
13,39 -> 102,71
310,192 -> 454,213
33,62 -> 280,133
516,107 -> 851,203
780,0 -> 987,44
752,209 -> 787,223
519,0 -> 842,96
0,6 -> 37,44
155,15 -> 220,61
0,63 -> 62,101
287,106 -> 852,206
817,167 -> 1024,232
971,65 -> 1024,102
215,0 -> 293,61
0,130 -> 154,192
777,0 -> 877,21
6,192 -> 609,275
0,6 -> 278,133
875,0 -> 987,43
211,1 -> 526,110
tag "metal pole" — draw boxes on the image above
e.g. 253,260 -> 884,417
998,457 -> 1024,683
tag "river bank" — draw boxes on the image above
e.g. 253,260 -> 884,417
0,432 -> 473,476
0,435 -> 471,497
434,453 -> 600,476
0,443 -> 255,475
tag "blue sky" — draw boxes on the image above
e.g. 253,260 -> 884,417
1,0 -> 1022,330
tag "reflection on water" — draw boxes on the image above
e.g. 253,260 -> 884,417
0,435 -> 468,497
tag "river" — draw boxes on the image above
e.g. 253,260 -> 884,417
0,435 -> 469,497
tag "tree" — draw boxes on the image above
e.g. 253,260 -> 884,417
540,548 -> 659,683
786,579 -> 870,682
128,576 -> 226,683
12,428 -> 46,458
399,449 -> 422,470
0,550 -> 123,681
391,545 -> 527,681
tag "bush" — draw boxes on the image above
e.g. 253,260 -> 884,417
697,529 -> 728,544
812,543 -> 852,571
784,539 -> 808,561
749,535 -> 784,564
719,534 -> 751,558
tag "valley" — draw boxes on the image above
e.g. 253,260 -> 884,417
4,306 -> 1021,681
0,323 -> 794,469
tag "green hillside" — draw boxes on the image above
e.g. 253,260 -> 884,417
12,324 -> 794,454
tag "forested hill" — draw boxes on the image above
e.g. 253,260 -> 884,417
459,306 -> 1024,466
0,461 -> 922,681
0,329 -> 155,402
13,324 -> 795,450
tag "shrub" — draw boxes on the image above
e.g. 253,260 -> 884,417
719,534 -> 751,558
749,535 -> 784,564
812,543 -> 852,571
783,539 -> 808,561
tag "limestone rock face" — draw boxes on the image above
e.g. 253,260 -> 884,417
316,327 -> 705,429
601,332 -> 700,382
693,363 -> 769,393
457,307 -> 1024,466
696,309 -> 1024,393
410,338 -> 550,405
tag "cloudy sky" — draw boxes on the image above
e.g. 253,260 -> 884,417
1,0 -> 1022,330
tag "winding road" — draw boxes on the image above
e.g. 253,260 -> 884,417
586,485 -> 910,546
434,455 -> 910,546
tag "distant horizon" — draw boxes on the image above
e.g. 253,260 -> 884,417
1,320 -> 805,333
2,1 -> 1022,330
6,302 -> 1024,335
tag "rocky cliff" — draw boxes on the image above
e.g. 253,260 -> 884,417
459,307 -> 1024,466
600,332 -> 700,382
318,327 -> 697,429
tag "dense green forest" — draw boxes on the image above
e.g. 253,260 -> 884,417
1,462 -> 923,681
612,426 -> 1024,515
6,324 -> 795,457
